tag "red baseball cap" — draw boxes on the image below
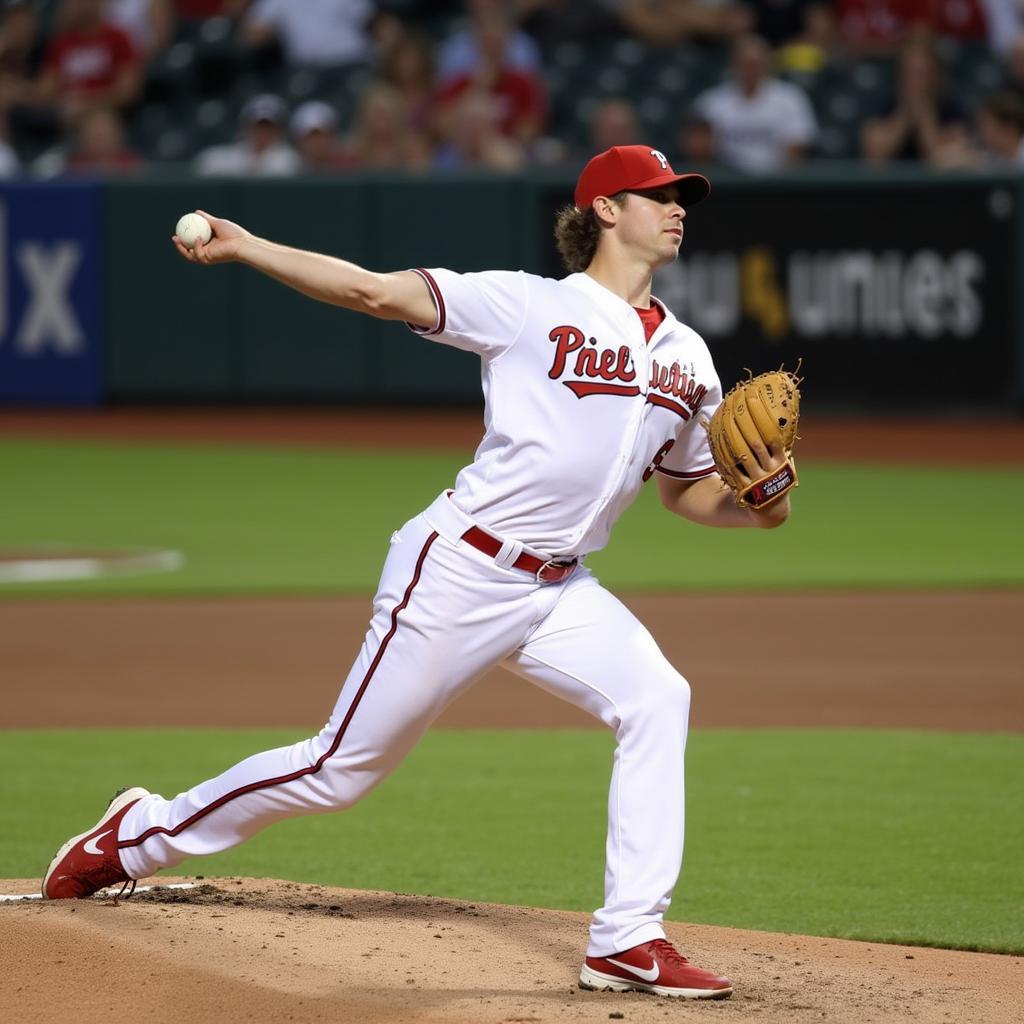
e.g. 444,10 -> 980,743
574,145 -> 711,210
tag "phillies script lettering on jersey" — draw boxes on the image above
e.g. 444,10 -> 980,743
647,358 -> 708,419
548,325 -> 708,419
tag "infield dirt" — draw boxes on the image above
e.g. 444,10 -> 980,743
2,878 -> 1021,1024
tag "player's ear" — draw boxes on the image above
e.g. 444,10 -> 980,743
592,195 -> 621,226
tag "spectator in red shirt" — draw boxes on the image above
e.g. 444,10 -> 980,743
839,0 -> 990,53
35,0 -> 142,123
837,0 -> 917,54
911,0 -> 988,42
174,0 -> 249,19
433,10 -> 547,145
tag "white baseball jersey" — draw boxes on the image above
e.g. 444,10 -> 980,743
409,268 -> 723,556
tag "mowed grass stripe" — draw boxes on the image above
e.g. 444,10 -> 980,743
1,439 -> 1022,594
5,728 -> 1021,953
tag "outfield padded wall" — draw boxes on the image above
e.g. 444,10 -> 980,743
104,176 -> 542,401
2,172 -> 1021,408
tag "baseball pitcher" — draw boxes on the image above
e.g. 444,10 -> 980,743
43,146 -> 802,1001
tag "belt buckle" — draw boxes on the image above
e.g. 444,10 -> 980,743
536,558 -> 577,585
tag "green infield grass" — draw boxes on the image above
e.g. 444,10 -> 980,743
4,728 -> 1021,954
1,439 -> 1021,595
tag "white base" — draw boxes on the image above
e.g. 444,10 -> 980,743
2,883 -> 194,903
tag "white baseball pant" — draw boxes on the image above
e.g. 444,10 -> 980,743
118,491 -> 692,956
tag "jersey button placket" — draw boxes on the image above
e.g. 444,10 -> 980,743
575,319 -> 650,549
628,338 -> 655,473
606,341 -> 649,502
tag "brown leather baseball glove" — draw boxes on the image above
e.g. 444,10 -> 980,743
707,366 -> 802,509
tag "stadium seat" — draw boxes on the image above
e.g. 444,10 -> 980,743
153,127 -> 194,163
144,41 -> 198,105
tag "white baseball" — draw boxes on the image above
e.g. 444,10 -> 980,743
175,212 -> 212,250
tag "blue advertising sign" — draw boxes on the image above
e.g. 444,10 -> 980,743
0,182 -> 104,404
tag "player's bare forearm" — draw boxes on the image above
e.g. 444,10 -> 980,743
235,237 -> 434,322
173,211 -> 436,326
656,474 -> 790,529
237,236 -> 382,311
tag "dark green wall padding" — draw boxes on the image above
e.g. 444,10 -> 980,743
106,176 -> 546,400
103,170 -> 1024,407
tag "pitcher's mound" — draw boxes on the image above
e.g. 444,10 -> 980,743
1,878 -> 1019,1024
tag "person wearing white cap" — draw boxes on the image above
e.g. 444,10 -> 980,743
195,92 -> 302,176
290,99 -> 354,173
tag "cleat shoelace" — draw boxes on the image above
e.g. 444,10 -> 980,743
648,939 -> 692,969
61,859 -> 130,898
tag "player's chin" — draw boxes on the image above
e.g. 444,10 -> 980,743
653,239 -> 682,266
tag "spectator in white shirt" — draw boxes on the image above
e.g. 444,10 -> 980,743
241,0 -> 375,67
104,0 -> 173,61
691,34 -> 818,171
437,0 -> 540,83
195,93 -> 301,176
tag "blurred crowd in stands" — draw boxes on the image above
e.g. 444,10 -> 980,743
1,0 -> 1023,179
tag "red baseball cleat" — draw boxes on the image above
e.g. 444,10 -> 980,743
42,787 -> 149,900
580,938 -> 733,999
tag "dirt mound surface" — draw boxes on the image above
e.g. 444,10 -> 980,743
1,877 -> 1020,1024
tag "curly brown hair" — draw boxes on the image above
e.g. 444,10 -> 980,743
554,192 -> 628,273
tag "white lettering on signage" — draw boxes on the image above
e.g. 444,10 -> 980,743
659,247 -> 984,340
790,249 -> 983,339
15,242 -> 84,354
655,255 -> 740,336
0,200 -> 86,356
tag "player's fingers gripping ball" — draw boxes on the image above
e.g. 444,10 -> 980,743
175,212 -> 212,250
707,366 -> 802,509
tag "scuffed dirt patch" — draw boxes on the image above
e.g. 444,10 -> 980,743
1,877 -> 1020,1024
